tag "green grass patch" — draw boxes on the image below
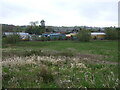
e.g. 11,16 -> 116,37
2,40 -> 119,88
2,63 -> 118,88
3,40 -> 118,62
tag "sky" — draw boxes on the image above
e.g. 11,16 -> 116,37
0,0 -> 119,27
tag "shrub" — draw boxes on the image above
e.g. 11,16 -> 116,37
36,37 -> 42,41
2,38 -> 7,48
40,36 -> 45,41
3,34 -> 21,44
58,36 -> 63,40
23,50 -> 44,56
52,37 -> 57,41
46,36 -> 51,41
30,35 -> 40,41
34,36 -> 40,41
37,65 -> 54,83
76,29 -> 91,42
64,36 -> 68,40
44,37 -> 48,41
70,35 -> 74,40
105,28 -> 118,40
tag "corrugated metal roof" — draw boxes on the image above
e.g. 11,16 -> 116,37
50,33 -> 61,35
4,32 -> 29,35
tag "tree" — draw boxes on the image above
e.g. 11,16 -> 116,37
76,29 -> 91,42
30,21 -> 38,26
25,25 -> 45,35
46,26 -> 54,32
25,21 -> 45,35
105,27 -> 118,40
39,26 -> 46,34
25,26 -> 33,34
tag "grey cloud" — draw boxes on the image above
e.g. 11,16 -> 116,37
0,0 -> 118,27
1,3 -> 31,18
77,2 -> 117,21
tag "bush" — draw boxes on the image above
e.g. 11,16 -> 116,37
40,36 -> 45,41
3,34 -> 21,44
105,28 -> 118,40
76,29 -> 91,42
44,37 -> 48,41
46,36 -> 51,41
34,36 -> 41,41
64,36 -> 68,40
52,37 -> 57,41
70,35 -> 74,40
58,36 -> 63,40
36,37 -> 42,41
37,65 -> 54,83
2,38 -> 7,48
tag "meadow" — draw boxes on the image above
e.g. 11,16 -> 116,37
2,40 -> 119,88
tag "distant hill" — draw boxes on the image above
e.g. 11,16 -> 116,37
2,24 -> 27,32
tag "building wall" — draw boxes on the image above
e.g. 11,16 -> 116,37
91,35 -> 106,40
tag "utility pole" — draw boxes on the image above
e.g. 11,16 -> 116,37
118,1 -> 120,27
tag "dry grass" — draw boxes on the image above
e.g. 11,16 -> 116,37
2,55 -> 119,88
2,41 -> 118,88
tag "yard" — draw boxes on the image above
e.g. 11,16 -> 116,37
2,40 -> 119,88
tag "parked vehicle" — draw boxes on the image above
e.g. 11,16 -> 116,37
42,33 -> 66,40
66,32 -> 77,40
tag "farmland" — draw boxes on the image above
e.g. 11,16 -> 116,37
2,40 -> 119,88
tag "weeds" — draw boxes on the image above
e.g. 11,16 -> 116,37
2,55 -> 118,88
2,41 -> 118,88
37,65 -> 54,83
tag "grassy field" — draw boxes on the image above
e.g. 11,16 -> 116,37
4,40 -> 118,62
2,40 -> 119,88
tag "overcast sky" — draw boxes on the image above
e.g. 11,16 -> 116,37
0,0 -> 119,27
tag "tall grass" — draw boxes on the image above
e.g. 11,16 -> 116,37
2,40 -> 118,88
2,55 -> 118,88
2,34 -> 21,44
2,34 -> 21,47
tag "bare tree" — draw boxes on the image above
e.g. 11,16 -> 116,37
29,21 -> 39,26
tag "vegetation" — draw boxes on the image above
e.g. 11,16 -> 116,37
2,34 -> 21,46
46,26 -> 54,32
76,29 -> 91,42
40,36 -> 46,41
2,24 -> 119,84
25,21 -> 46,35
58,36 -> 63,40
2,41 -> 118,62
25,25 -> 45,35
2,24 -> 27,32
2,36 -> 118,88
105,27 -> 119,40
2,55 -> 118,88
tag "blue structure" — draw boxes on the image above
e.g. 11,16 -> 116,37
42,33 -> 49,37
42,33 -> 66,40
4,32 -> 30,40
